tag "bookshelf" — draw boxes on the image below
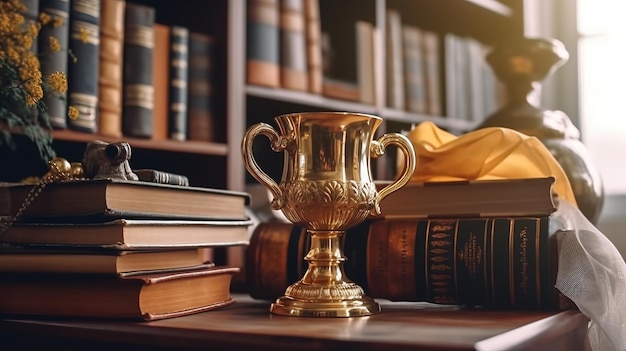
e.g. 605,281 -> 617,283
1,0 -> 525,191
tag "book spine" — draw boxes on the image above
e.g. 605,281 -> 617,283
303,0 -> 322,94
246,217 -> 560,310
402,25 -> 427,114
422,30 -> 442,116
355,21 -> 375,105
38,0 -> 70,129
97,0 -> 125,137
67,0 -> 100,133
122,3 -> 155,138
168,26 -> 189,141
152,23 -> 170,140
279,0 -> 307,91
385,9 -> 405,110
187,32 -> 215,142
246,0 -> 280,87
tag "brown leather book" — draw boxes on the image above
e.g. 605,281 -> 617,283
246,217 -> 567,310
303,0 -> 322,94
187,32 -> 215,142
98,0 -> 126,137
279,0 -> 308,91
0,266 -> 239,320
152,23 -> 170,141
246,0 -> 280,87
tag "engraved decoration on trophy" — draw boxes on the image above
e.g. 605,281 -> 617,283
242,112 -> 416,317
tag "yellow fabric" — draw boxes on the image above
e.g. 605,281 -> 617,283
405,121 -> 578,207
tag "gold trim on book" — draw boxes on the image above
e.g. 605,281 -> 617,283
126,25 -> 155,49
171,43 -> 188,54
71,21 -> 99,45
73,0 -> 99,18
534,218 -> 542,306
171,26 -> 189,38
41,8 -> 69,19
171,78 -> 187,89
508,220 -> 515,306
124,84 -> 155,110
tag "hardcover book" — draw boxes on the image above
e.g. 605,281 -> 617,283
303,0 -> 322,94
246,0 -> 280,87
0,246 -> 211,275
1,219 -> 252,249
97,0 -> 125,137
0,179 -> 251,220
246,217 -> 563,310
168,25 -> 190,141
355,21 -> 376,105
402,24 -> 427,114
375,177 -> 557,218
187,32 -> 215,142
279,0 -> 308,91
67,0 -> 101,133
152,23 -> 170,140
385,9 -> 405,110
38,0 -> 70,129
122,2 -> 155,138
0,266 -> 239,320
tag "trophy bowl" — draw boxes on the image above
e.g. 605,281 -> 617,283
242,112 -> 416,317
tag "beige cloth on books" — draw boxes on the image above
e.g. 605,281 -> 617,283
405,122 -> 626,351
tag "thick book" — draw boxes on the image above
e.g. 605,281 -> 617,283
402,24 -> 427,114
246,0 -> 280,87
303,0 -> 322,94
279,0 -> 308,91
0,245 -> 212,275
385,9 -> 405,110
246,217 -> 563,310
1,219 -> 252,249
0,266 -> 239,320
152,23 -> 170,140
376,177 -> 557,218
422,30 -> 442,116
122,2 -> 155,138
0,178 -> 251,220
168,25 -> 190,141
355,21 -> 376,105
97,0 -> 125,137
187,32 -> 215,142
67,0 -> 101,133
38,0 -> 70,129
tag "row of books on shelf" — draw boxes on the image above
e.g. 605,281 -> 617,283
0,175 -> 570,321
34,0 -> 216,142
0,178 -> 252,320
246,0 -> 504,121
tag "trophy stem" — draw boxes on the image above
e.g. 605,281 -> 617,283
270,229 -> 380,317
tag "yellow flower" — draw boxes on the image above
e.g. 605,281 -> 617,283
78,27 -> 88,43
52,16 -> 63,28
48,36 -> 60,52
38,12 -> 51,25
68,106 -> 80,120
47,71 -> 67,93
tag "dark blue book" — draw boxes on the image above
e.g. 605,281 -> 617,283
38,0 -> 70,129
121,2 -> 155,138
67,0 -> 100,133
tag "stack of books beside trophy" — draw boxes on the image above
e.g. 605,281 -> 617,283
0,157 -> 252,321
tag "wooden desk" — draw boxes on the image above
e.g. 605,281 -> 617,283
0,294 -> 590,351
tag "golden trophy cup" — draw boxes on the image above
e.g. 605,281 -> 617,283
242,112 -> 416,317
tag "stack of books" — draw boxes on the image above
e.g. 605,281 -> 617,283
0,178 -> 251,321
246,176 -> 570,311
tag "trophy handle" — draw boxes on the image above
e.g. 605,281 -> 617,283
242,123 -> 288,210
370,133 -> 417,216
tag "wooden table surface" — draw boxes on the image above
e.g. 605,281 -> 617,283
0,294 -> 591,351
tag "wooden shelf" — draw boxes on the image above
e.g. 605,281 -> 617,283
246,85 -> 378,115
52,130 -> 229,156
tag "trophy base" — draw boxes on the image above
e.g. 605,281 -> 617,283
269,283 -> 381,317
